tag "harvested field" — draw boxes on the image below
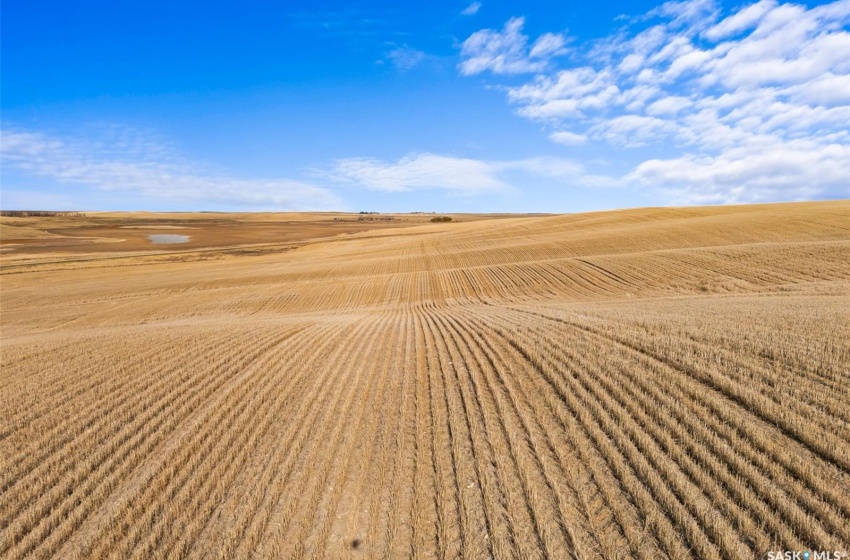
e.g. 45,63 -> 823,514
1,200 -> 848,559
0,212 -> 477,260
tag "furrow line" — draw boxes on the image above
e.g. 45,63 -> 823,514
492,323 -> 695,559
509,306 -> 850,542
143,319 -> 353,559
417,303 -> 465,560
454,306 -> 629,560
244,315 -> 387,560
263,310 -> 390,558
0,326 -> 289,555
56,322 -> 335,560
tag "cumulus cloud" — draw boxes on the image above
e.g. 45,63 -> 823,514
458,17 -> 568,75
327,152 -> 613,194
461,0 -> 850,203
628,139 -> 850,204
0,127 -> 343,210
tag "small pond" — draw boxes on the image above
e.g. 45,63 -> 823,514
148,234 -> 190,244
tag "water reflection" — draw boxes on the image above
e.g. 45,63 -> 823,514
148,234 -> 190,244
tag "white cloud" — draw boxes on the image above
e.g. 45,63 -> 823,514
517,99 -> 582,119
646,95 -> 692,115
619,53 -> 645,73
507,156 -> 619,188
386,46 -> 426,70
330,153 -> 509,194
549,131 -> 588,146
787,72 -> 850,105
704,0 -> 777,40
591,115 -> 682,147
628,140 -> 850,203
327,152 -> 614,194
648,0 -> 720,29
0,127 -> 343,210
461,0 -> 850,204
461,2 -> 481,16
458,17 -> 568,75
0,129 -> 616,209
529,33 -> 568,59
509,67 -> 614,104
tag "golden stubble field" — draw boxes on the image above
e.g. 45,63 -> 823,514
1,201 -> 848,559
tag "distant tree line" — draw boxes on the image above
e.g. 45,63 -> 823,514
358,216 -> 395,222
430,216 -> 453,223
0,211 -> 86,217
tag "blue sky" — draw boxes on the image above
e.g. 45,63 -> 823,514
2,0 -> 849,212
